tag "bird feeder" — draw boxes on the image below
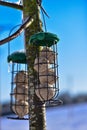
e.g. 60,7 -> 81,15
7,51 -> 29,119
29,32 -> 60,105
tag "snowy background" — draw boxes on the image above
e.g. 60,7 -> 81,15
1,103 -> 87,130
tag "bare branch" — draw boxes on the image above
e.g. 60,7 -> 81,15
0,16 -> 34,46
0,1 -> 23,10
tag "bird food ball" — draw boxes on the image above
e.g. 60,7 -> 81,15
40,47 -> 56,63
12,100 -> 29,118
34,57 -> 49,73
14,86 -> 28,101
14,71 -> 28,86
35,83 -> 56,101
39,69 -> 57,85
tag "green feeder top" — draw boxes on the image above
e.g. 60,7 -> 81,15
29,32 -> 59,47
7,51 -> 27,64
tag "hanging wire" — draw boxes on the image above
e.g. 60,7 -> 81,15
36,0 -> 50,32
41,8 -> 47,32
36,0 -> 49,18
8,24 -> 22,56
36,0 -> 42,6
40,6 -> 50,18
7,24 -> 22,72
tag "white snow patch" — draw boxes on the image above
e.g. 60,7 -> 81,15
1,103 -> 87,130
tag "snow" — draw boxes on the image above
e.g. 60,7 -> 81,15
47,103 -> 87,130
1,103 -> 87,130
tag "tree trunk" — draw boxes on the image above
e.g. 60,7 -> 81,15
23,0 -> 46,130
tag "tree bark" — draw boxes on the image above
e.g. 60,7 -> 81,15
23,0 -> 46,130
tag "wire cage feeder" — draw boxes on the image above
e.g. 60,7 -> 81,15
7,51 -> 29,120
7,32 -> 60,120
28,32 -> 60,106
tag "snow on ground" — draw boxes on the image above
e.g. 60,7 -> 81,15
0,103 -> 87,130
46,103 -> 87,130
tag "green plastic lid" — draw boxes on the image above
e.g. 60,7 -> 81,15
7,51 -> 27,64
29,32 -> 59,47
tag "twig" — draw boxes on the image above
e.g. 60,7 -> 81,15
0,16 -> 34,45
0,1 -> 23,10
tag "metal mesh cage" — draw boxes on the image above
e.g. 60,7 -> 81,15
28,32 -> 60,106
7,52 -> 29,120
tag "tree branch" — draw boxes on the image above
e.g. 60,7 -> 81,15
0,16 -> 34,46
0,1 -> 23,10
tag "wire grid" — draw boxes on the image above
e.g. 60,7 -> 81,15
8,63 -> 29,120
32,43 -> 60,105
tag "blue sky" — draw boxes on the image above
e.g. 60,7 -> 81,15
0,0 -> 87,103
